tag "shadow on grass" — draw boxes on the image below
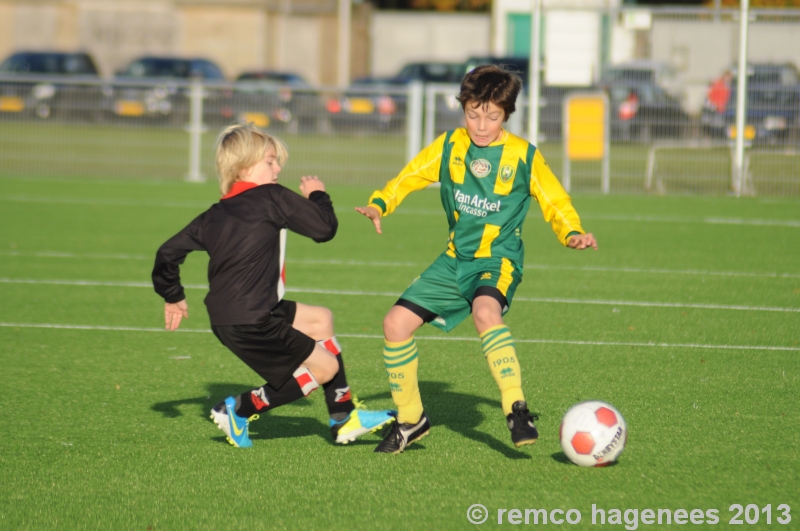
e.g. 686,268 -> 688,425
151,382 -> 386,446
362,380 -> 533,460
551,451 -> 620,468
151,382 -> 333,443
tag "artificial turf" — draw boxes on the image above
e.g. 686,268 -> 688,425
0,175 -> 798,530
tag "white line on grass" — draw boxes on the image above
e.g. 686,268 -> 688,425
365,209 -> 800,227
1,321 -> 798,352
2,251 -> 799,279
3,195 -> 800,227
0,250 -> 152,260
2,277 -> 799,313
2,195 -> 212,209
579,214 -> 800,228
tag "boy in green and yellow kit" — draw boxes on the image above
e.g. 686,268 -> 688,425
356,65 -> 598,454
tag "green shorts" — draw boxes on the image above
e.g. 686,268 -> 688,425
399,252 -> 523,332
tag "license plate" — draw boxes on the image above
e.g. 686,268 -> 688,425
115,100 -> 144,116
241,112 -> 270,128
0,96 -> 24,112
345,98 -> 374,114
727,124 -> 756,140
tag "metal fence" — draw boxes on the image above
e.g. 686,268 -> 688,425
1,7 -> 799,196
0,75 -> 416,186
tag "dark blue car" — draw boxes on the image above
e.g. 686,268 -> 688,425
701,63 -> 800,145
0,51 -> 101,121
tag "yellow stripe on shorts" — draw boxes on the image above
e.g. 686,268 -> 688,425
496,258 -> 515,296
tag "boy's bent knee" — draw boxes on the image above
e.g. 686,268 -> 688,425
294,303 -> 334,339
472,296 -> 504,333
383,306 -> 423,342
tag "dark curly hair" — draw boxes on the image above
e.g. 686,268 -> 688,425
456,64 -> 523,122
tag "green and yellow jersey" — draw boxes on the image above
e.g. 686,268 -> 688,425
368,128 -> 585,266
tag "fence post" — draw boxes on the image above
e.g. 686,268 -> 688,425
424,83 -> 436,147
528,0 -> 542,144
406,81 -> 424,162
733,0 -> 750,196
186,80 -> 205,182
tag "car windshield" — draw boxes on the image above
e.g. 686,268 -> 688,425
237,72 -> 306,84
464,58 -> 529,82
120,59 -> 193,78
0,53 -> 97,75
397,63 -> 461,83
601,68 -> 655,85
733,65 -> 799,86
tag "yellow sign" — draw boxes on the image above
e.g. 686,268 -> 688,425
566,97 -> 606,161
0,96 -> 24,112
242,112 -> 270,128
115,100 -> 144,117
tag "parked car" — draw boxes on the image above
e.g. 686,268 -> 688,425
597,65 -> 691,142
232,70 -> 322,132
325,78 -> 405,133
700,63 -> 800,145
103,56 -> 232,126
0,51 -> 101,122
599,60 -> 684,100
372,61 -> 465,136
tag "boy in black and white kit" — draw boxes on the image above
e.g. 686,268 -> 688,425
153,123 -> 395,448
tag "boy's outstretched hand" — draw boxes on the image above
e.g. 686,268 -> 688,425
354,205 -> 382,234
299,175 -> 325,198
568,233 -> 598,250
165,300 -> 189,331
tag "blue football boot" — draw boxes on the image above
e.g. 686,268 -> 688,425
210,396 -> 259,448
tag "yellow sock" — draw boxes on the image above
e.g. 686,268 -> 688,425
481,325 -> 524,416
383,337 -> 423,424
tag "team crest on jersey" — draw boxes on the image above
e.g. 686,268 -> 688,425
499,165 -> 515,183
470,158 -> 492,178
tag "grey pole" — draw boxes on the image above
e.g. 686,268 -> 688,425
733,0 -> 750,196
186,80 -> 205,182
528,0 -> 542,144
337,0 -> 351,88
406,81 -> 424,163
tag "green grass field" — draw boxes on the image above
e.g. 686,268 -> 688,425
2,121 -> 798,196
1,173 -> 799,530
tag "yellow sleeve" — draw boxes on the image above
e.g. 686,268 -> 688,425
368,133 -> 446,217
529,150 -> 585,246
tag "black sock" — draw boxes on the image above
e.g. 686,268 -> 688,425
323,351 -> 355,418
235,367 -> 319,418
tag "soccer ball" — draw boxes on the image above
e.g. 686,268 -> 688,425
559,401 -> 627,467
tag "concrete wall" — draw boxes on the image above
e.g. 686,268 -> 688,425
78,2 -> 179,77
179,5 -> 266,80
371,11 -> 490,78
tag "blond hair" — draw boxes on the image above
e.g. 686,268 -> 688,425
214,123 -> 289,196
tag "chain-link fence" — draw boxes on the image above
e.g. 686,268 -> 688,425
0,75 -> 412,185
1,7 -> 799,195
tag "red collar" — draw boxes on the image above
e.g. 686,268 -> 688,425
222,181 -> 259,200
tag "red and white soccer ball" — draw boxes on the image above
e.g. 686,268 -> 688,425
559,401 -> 627,467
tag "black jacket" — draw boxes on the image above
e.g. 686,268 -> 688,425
152,184 -> 337,325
